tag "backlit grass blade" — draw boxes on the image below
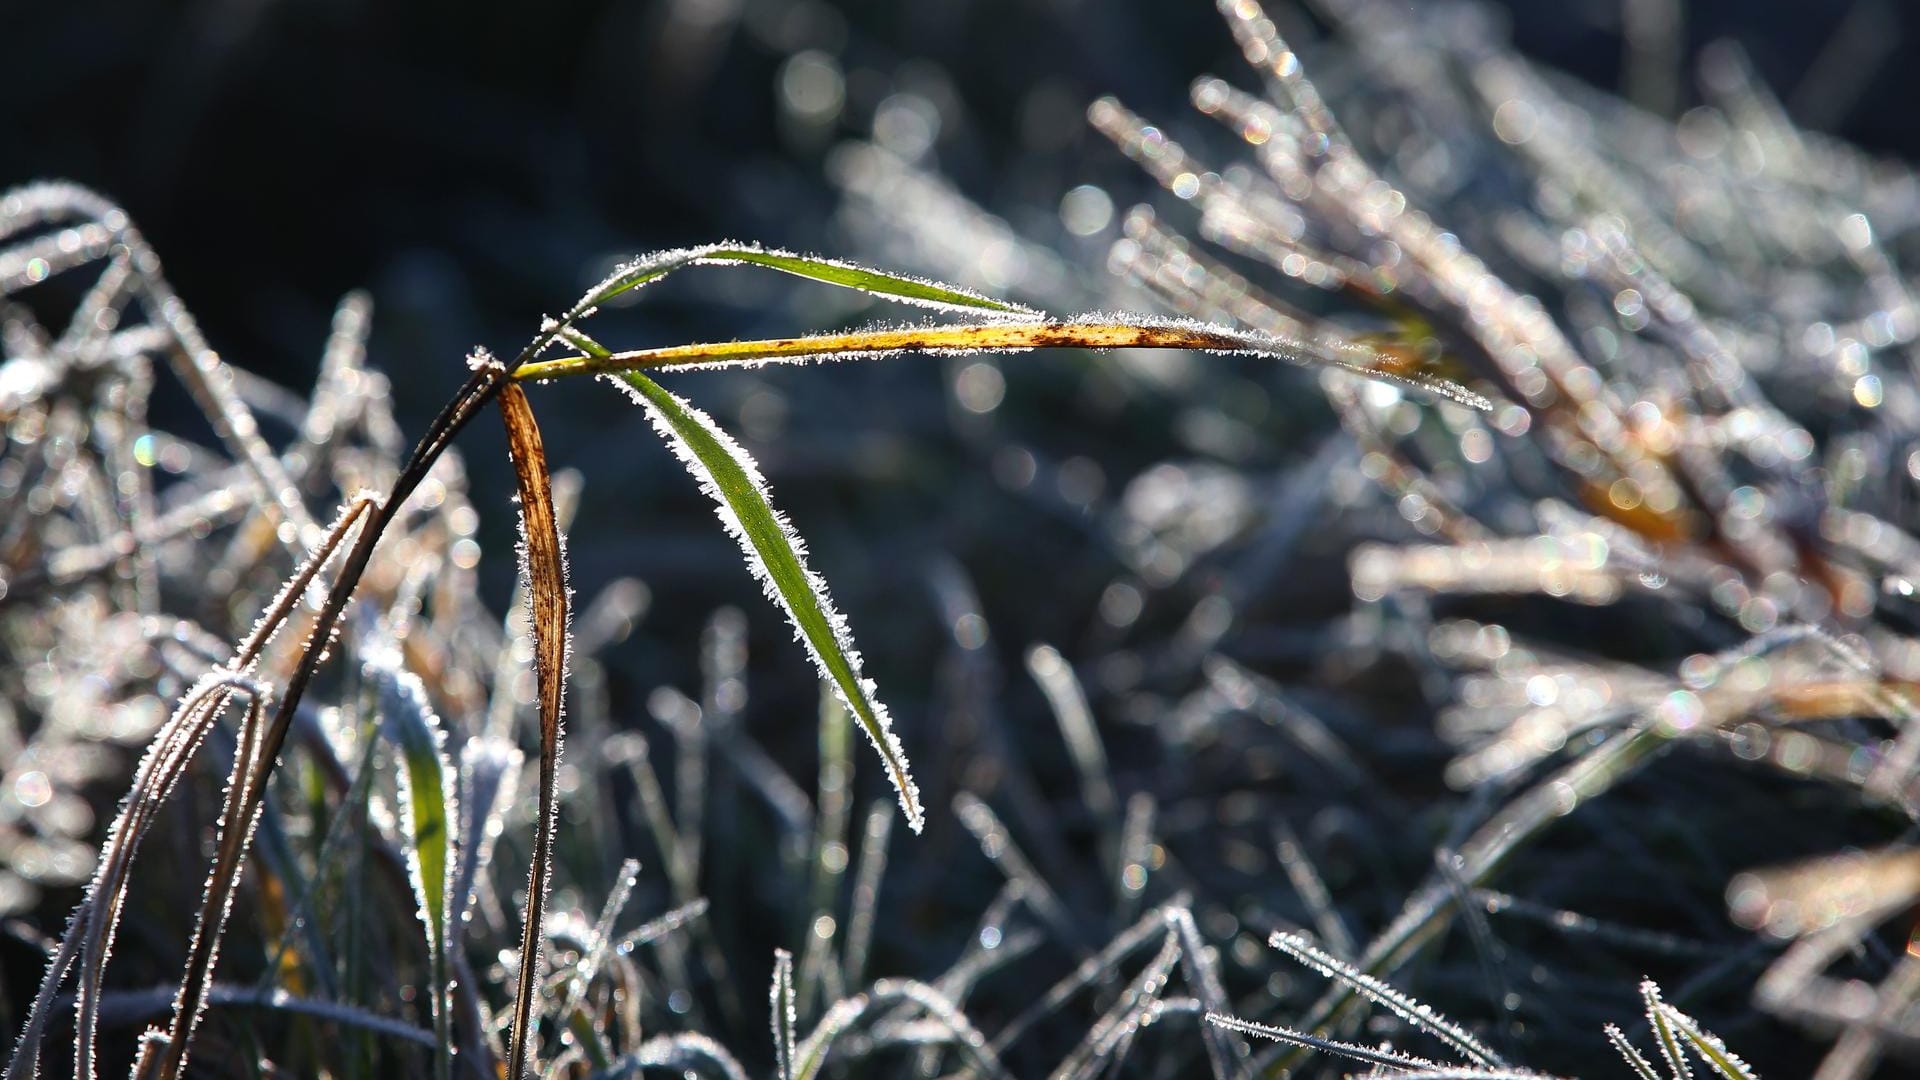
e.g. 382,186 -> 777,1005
613,370 -> 925,833
1645,980 -> 1694,1080
771,949 -> 796,1080
575,243 -> 1042,319
497,381 -> 573,1078
367,653 -> 456,1080
1205,1011 -> 1444,1072
1658,1002 -> 1758,1080
513,315 -> 1490,410
1607,1024 -> 1663,1080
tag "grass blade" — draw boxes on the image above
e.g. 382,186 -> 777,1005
1269,929 -> 1504,1068
613,370 -> 925,833
514,316 -> 1490,409
574,243 -> 1042,318
1608,1023 -> 1665,1080
1025,644 -> 1119,876
772,949 -> 796,1080
1205,1011 -> 1444,1071
1645,981 -> 1695,1080
1658,1003 -> 1760,1080
451,736 -> 523,950
498,381 -> 573,1078
368,653 -> 457,1080
588,1033 -> 749,1080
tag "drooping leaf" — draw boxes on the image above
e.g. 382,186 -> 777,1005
497,381 -> 572,1079
613,370 -> 924,833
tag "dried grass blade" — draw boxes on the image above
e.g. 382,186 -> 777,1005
513,317 -> 1489,409
498,382 -> 572,1079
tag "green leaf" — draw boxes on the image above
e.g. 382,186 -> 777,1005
369,653 -> 456,1080
615,370 -> 924,833
579,244 -> 1041,318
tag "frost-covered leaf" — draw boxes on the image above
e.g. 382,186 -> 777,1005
1606,1023 -> 1663,1080
515,315 -> 1490,410
1658,1001 -> 1759,1080
576,243 -> 1043,318
1644,981 -> 1695,1080
1203,1011 -> 1444,1071
771,949 -> 796,1080
614,369 -> 925,833
497,381 -> 572,1079
451,736 -> 522,949
368,658 -> 454,955
1268,930 -> 1504,1067
366,652 -> 456,1080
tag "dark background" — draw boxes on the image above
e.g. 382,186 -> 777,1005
5,0 -> 1901,661
6,0 -> 1914,428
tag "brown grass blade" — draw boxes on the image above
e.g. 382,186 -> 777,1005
497,381 -> 572,1079
509,316 -> 1490,409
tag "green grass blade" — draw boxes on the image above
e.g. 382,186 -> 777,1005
577,243 -> 1042,318
1644,981 -> 1694,1080
614,370 -> 925,833
1657,1004 -> 1760,1080
369,653 -> 456,1080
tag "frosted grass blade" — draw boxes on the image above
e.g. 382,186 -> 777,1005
498,382 -> 573,1079
1607,1023 -> 1663,1080
772,949 -> 797,1080
452,737 -> 523,947
1205,1012 -> 1443,1071
577,243 -> 1041,318
1658,1002 -> 1758,1080
369,655 -> 456,1080
1645,981 -> 1695,1080
1269,929 -> 1503,1067
614,370 -> 925,833
514,316 -> 1491,410
589,1033 -> 749,1080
